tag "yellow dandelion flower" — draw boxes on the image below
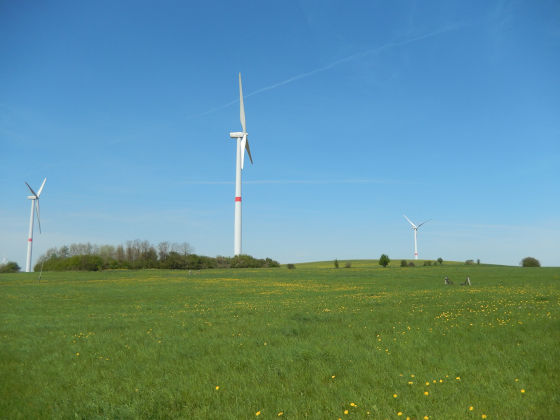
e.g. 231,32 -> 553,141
521,389 -> 525,393
424,391 -> 429,396
277,412 -> 283,416
215,386 -> 220,390
397,412 -> 403,416
425,382 -> 430,386
433,380 -> 436,383
469,406 -> 474,411
424,416 -> 429,420
393,393 -> 398,398
411,374 -> 415,378
344,409 -> 349,414
482,415 -> 487,419
515,378 -> 519,382
256,411 -> 261,416
350,402 -> 357,407
76,352 -> 80,356
332,375 -> 336,379
408,381 -> 413,385
439,379 -> 443,383
456,376 -> 461,380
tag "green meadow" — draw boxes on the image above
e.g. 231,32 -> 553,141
1,262 -> 559,419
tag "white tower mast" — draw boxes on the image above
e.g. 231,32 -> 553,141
25,178 -> 46,272
229,73 -> 253,256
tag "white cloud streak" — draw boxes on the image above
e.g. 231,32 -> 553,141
188,21 -> 470,120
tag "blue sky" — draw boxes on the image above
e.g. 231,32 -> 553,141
1,0 -> 559,267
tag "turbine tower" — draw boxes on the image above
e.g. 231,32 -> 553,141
403,215 -> 430,260
229,73 -> 253,255
25,178 -> 46,272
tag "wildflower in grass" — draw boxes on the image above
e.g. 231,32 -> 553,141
439,379 -> 443,383
515,378 -> 519,382
521,389 -> 525,393
425,382 -> 430,386
277,412 -> 283,416
456,376 -> 461,380
344,409 -> 349,414
482,415 -> 487,419
256,411 -> 261,416
393,393 -> 398,398
408,381 -> 413,385
397,412 -> 403,416
350,403 -> 357,407
411,374 -> 415,378
76,352 -> 80,356
215,386 -> 220,390
424,391 -> 429,396
469,406 -> 474,411
424,416 -> 429,420
332,375 -> 336,379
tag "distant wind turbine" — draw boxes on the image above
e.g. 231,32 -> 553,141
229,73 -> 253,256
403,215 -> 430,260
25,178 -> 46,272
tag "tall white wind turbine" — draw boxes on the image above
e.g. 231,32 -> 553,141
229,73 -> 253,256
403,215 -> 430,260
25,178 -> 46,272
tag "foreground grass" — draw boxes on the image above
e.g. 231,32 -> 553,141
1,263 -> 559,419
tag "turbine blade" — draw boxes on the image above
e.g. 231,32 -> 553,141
25,182 -> 38,197
35,200 -> 42,234
37,178 -> 47,197
403,214 -> 416,228
417,219 -> 431,229
239,73 -> 246,132
244,137 -> 253,165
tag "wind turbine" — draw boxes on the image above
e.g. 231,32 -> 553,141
25,178 -> 46,272
403,215 -> 430,260
229,73 -> 253,256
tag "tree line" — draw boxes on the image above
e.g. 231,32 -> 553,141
34,240 -> 280,271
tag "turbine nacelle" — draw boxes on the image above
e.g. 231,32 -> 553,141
229,131 -> 247,138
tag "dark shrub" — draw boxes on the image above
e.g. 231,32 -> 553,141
437,257 -> 443,265
408,262 -> 415,267
0,261 -> 20,273
287,264 -> 296,269
400,260 -> 407,267
334,259 -> 339,269
465,259 -> 474,265
379,254 -> 390,268
521,257 -> 540,267
423,260 -> 432,266
344,262 -> 352,268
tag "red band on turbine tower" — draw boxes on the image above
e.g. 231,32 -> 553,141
28,238 -> 33,242
235,196 -> 242,202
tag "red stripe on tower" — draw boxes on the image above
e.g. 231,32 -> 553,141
235,197 -> 242,202
28,238 -> 33,242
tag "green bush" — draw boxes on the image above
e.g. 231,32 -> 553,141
344,262 -> 352,268
521,257 -> 540,267
287,264 -> 296,269
0,261 -> 20,273
437,257 -> 443,265
423,260 -> 432,266
379,254 -> 390,268
400,260 -> 407,267
334,259 -> 339,269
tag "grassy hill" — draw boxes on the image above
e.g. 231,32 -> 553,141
1,265 -> 558,418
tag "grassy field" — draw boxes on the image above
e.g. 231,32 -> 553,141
1,262 -> 559,419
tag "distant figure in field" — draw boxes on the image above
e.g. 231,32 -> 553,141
461,276 -> 471,286
444,276 -> 453,285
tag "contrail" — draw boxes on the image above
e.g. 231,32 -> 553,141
188,22 -> 468,120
